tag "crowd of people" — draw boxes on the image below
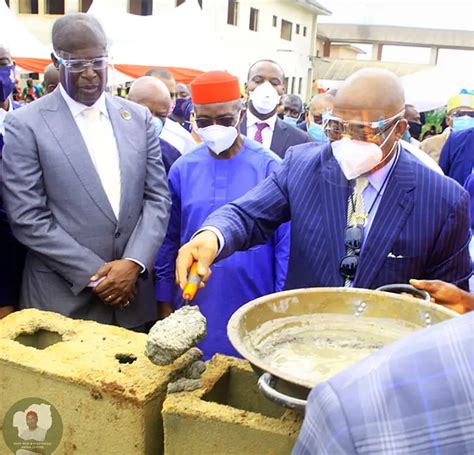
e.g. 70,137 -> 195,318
0,12 -> 473,454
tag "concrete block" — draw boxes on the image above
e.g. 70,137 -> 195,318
0,309 -> 197,454
162,355 -> 303,455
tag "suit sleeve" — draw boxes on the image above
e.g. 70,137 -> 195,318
292,382 -> 357,455
205,149 -> 293,260
438,134 -> 452,176
2,113 -> 106,295
426,188 -> 472,290
155,165 -> 181,304
265,158 -> 290,292
122,110 -> 171,270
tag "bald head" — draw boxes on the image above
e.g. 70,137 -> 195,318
43,63 -> 60,94
0,45 -> 11,62
129,76 -> 171,121
52,13 -> 107,54
334,68 -> 405,121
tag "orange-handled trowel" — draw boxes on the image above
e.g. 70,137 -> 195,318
145,262 -> 207,365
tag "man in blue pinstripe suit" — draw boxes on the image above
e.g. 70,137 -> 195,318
176,68 -> 471,293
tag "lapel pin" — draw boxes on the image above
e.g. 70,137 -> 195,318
121,110 -> 132,120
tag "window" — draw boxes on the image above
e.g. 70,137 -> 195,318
303,26 -> 307,37
128,0 -> 153,15
18,0 -> 38,13
281,19 -> 292,41
283,77 -> 289,93
296,24 -> 300,35
80,0 -> 93,12
272,15 -> 277,27
298,77 -> 303,95
45,0 -> 64,14
249,8 -> 258,32
227,0 -> 238,26
291,77 -> 295,94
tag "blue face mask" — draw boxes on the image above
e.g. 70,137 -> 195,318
153,116 -> 164,137
452,115 -> 474,132
283,115 -> 298,127
0,64 -> 15,103
308,122 -> 328,144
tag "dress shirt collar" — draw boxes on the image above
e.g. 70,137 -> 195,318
59,83 -> 108,119
247,109 -> 277,131
367,143 -> 400,193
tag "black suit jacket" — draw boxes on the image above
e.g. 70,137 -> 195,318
240,113 -> 309,158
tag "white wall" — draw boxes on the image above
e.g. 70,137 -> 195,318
12,0 -> 321,99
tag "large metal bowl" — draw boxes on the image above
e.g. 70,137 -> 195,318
227,286 -> 457,411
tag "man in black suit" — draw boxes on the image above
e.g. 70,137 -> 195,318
240,59 -> 308,158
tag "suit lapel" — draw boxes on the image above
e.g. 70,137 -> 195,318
270,119 -> 288,158
354,149 -> 416,288
320,146 -> 350,285
105,95 -> 139,223
40,90 -> 116,224
240,113 -> 248,136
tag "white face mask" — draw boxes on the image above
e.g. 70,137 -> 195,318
195,123 -> 239,155
332,123 -> 399,180
249,81 -> 281,115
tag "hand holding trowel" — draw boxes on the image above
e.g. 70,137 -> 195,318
145,262 -> 207,366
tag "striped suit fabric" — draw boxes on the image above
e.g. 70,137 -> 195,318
292,311 -> 474,455
205,142 -> 472,290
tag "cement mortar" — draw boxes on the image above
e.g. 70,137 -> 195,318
145,306 -> 206,365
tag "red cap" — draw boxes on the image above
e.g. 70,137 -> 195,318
191,71 -> 240,104
26,411 -> 38,418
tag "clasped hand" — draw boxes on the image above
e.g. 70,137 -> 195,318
91,259 -> 141,309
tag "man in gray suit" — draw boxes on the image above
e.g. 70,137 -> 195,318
2,14 -> 171,330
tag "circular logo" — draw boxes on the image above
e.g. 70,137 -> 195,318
2,397 -> 63,454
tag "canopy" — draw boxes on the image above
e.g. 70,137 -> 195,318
87,0 -> 225,81
402,65 -> 474,112
0,0 -> 51,72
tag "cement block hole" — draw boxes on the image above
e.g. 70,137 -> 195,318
203,366 -> 285,419
15,329 -> 63,350
115,353 -> 138,364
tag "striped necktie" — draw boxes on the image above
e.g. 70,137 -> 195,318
254,122 -> 268,144
345,176 -> 369,287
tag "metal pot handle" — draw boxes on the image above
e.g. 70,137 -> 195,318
258,372 -> 307,412
376,284 -> 430,302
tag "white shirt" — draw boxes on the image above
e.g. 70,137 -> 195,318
59,85 -> 145,275
160,118 -> 196,154
246,110 -> 278,151
400,139 -> 443,174
0,97 -> 13,136
20,426 -> 46,441
59,84 -> 121,217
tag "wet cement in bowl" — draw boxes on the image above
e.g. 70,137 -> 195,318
249,313 -> 420,385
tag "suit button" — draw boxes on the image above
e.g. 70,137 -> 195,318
115,232 -> 121,239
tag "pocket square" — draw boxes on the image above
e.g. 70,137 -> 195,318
387,252 -> 404,258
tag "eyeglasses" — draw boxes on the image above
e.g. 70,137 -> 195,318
56,54 -> 110,73
452,110 -> 474,118
324,110 -> 404,142
195,115 -> 239,129
339,225 -> 364,281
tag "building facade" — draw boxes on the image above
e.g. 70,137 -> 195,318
6,0 -> 331,100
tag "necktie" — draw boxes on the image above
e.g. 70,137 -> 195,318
345,176 -> 369,287
82,107 -> 121,218
254,122 -> 268,144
